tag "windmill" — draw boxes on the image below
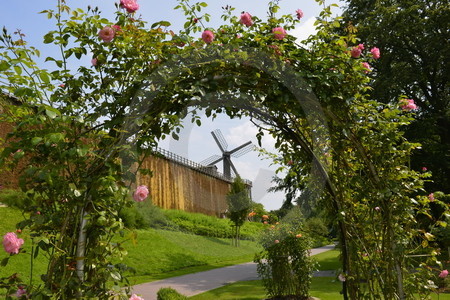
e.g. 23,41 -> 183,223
200,129 -> 254,179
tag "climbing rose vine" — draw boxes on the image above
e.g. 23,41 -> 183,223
0,0 -> 446,299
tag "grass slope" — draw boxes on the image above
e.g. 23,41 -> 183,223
0,207 -> 261,287
122,229 -> 261,284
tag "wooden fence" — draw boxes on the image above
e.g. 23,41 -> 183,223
138,149 -> 252,217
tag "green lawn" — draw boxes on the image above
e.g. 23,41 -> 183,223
189,278 -> 342,300
122,229 -> 261,284
0,207 -> 261,287
313,249 -> 341,271
0,207 -> 49,289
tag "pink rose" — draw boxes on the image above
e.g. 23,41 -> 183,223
120,0 -> 139,13
16,287 -> 26,297
274,240 -> 279,244
3,232 -> 24,254
351,47 -> 362,58
422,167 -> 427,171
428,193 -> 435,201
272,27 -> 287,40
98,26 -> 115,43
357,43 -> 365,50
370,47 -> 380,59
112,25 -> 122,32
400,99 -> 417,111
362,62 -> 371,73
129,294 -> 144,300
268,44 -> 281,56
91,58 -> 98,66
202,30 -> 215,44
133,185 -> 149,202
439,269 -> 448,278
296,9 -> 304,20
240,12 -> 253,27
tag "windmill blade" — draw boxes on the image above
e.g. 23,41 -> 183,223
230,141 -> 254,158
229,159 -> 239,177
211,129 -> 228,153
200,155 -> 223,166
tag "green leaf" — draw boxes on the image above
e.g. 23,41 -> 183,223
39,72 -> 51,84
45,107 -> 60,119
0,60 -> 10,71
43,32 -> 54,44
1,257 -> 9,267
14,65 -> 22,75
48,133 -> 64,143
31,137 -> 43,145
110,271 -> 122,281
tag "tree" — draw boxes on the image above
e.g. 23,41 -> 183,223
341,0 -> 450,193
226,176 -> 252,247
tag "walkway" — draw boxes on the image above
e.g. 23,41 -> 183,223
131,245 -> 335,299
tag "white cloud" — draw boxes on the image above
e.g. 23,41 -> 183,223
291,17 -> 318,44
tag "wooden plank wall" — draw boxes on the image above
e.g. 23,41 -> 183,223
137,155 -> 230,217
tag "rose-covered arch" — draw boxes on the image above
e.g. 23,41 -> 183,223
0,0 -> 446,299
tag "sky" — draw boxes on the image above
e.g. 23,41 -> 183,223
0,0 -> 343,211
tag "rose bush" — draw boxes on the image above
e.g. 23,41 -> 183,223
0,0 -> 447,299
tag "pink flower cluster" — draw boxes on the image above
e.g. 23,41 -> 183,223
16,287 -> 27,298
133,185 -> 149,202
370,47 -> 380,59
201,30 -> 215,44
272,27 -> 287,40
3,232 -> 24,254
240,12 -> 253,27
129,294 -> 144,300
120,0 -> 139,13
351,44 -> 364,58
400,99 -> 417,111
362,62 -> 371,73
350,44 -> 381,60
440,269 -> 449,278
296,9 -> 304,20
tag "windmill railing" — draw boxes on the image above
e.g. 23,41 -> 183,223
151,147 -> 252,187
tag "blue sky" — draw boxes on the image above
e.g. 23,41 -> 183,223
1,0 -> 342,211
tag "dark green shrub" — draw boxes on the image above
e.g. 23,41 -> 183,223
163,209 -> 264,240
156,287 -> 187,300
119,201 -> 175,229
255,211 -> 316,299
304,217 -> 329,238
0,189 -> 31,210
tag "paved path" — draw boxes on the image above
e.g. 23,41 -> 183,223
131,245 -> 335,299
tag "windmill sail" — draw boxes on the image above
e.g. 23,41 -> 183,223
200,129 -> 253,179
